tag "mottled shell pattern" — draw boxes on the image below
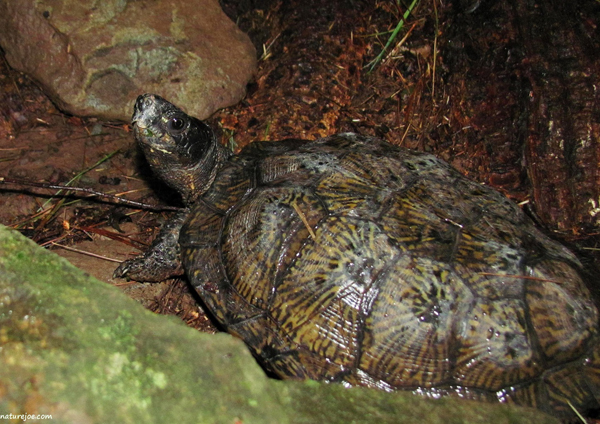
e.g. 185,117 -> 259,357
179,133 -> 599,416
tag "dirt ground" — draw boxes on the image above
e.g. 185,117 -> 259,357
1,0 -> 599,335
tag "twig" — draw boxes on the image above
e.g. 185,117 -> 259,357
292,202 -> 316,239
39,149 -> 120,210
51,242 -> 122,263
0,177 -> 183,212
479,272 -> 563,284
566,400 -> 588,424
260,31 -> 282,61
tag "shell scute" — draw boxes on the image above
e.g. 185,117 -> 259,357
359,256 -> 460,388
271,216 -> 398,373
179,133 -> 598,418
222,186 -> 327,311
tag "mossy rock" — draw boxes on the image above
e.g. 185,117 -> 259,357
0,224 -> 558,424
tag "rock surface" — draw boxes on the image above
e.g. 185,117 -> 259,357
0,0 -> 256,121
0,224 -> 559,424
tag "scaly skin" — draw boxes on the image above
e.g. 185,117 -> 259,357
113,94 -> 230,281
113,210 -> 187,282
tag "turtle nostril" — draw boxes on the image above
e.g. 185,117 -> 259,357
135,94 -> 155,112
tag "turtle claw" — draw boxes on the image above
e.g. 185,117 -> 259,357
113,259 -> 138,280
112,210 -> 189,282
112,253 -> 183,282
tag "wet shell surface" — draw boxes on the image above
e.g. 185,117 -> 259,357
179,133 -> 598,416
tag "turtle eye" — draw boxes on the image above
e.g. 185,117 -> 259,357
167,117 -> 187,133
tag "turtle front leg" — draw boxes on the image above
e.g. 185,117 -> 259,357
113,210 -> 188,282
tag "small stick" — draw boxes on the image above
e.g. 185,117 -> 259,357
566,400 -> 587,424
292,202 -> 317,239
51,242 -> 122,263
0,177 -> 183,212
479,272 -> 562,284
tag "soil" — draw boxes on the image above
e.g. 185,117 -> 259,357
1,0 -> 599,337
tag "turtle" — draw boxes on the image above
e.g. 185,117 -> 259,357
114,93 -> 600,419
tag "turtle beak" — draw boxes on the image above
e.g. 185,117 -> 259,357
132,94 -> 157,130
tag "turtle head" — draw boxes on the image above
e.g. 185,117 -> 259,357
132,94 -> 231,204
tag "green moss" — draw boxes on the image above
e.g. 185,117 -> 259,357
0,225 -> 282,423
0,225 -> 560,424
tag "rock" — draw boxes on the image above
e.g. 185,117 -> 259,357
0,224 -> 560,424
0,0 -> 256,121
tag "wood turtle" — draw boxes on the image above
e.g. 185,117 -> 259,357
114,94 -> 600,419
